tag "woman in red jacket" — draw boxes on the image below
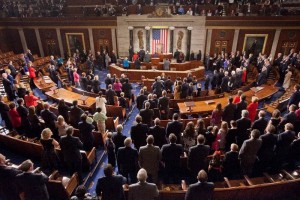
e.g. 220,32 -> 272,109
8,102 -> 21,132
247,96 -> 258,122
28,62 -> 36,89
24,90 -> 39,107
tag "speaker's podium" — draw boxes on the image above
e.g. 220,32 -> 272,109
156,43 -> 164,54
185,101 -> 195,112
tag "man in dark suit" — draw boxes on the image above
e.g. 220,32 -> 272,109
59,127 -> 83,183
152,77 -> 164,98
106,84 -> 117,105
211,70 -> 218,90
290,132 -> 300,167
185,170 -> 214,200
258,124 -> 277,172
256,69 -> 268,86
26,49 -> 34,62
138,48 -> 145,62
239,129 -> 262,176
41,102 -> 58,136
181,78 -> 189,99
69,100 -> 84,128
16,98 -> 31,136
0,153 -> 22,200
278,105 -> 297,131
16,159 -> 49,200
220,71 -> 229,93
78,114 -> 95,151
0,95 -> 12,130
117,138 -> 139,184
112,124 -> 127,155
139,102 -> 154,126
275,123 -> 296,168
161,133 -> 183,184
2,73 -> 15,101
130,115 -> 148,150
223,143 -> 241,180
105,74 -> 113,89
236,110 -> 252,148
148,118 -> 167,148
288,85 -> 300,107
122,79 -> 133,99
96,164 -> 127,200
252,110 -> 268,136
164,76 -> 174,93
136,89 -> 147,110
235,94 -> 248,120
158,90 -> 170,120
222,96 -> 236,125
188,135 -> 210,183
166,113 -> 183,144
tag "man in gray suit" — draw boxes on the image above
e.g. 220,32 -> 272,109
139,135 -> 161,184
239,129 -> 262,176
185,170 -> 214,200
128,168 -> 159,200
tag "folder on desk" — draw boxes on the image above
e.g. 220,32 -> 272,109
205,100 -> 215,105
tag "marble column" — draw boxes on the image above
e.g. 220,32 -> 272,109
111,28 -> 117,53
186,27 -> 193,61
205,29 -> 212,55
232,29 -> 240,53
88,28 -> 95,56
270,29 -> 281,57
145,27 -> 150,52
34,28 -> 44,57
169,27 -> 174,54
56,28 -> 64,58
18,28 -> 27,52
128,26 -> 134,51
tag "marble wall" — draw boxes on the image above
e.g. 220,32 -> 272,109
117,15 -> 206,59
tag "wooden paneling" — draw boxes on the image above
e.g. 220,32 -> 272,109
237,29 -> 275,56
39,29 -> 60,57
60,29 -> 90,57
5,29 -> 23,54
23,28 -> 40,56
276,29 -> 300,56
210,29 -> 235,55
92,29 -> 112,53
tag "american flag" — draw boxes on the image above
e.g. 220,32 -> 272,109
152,29 -> 168,53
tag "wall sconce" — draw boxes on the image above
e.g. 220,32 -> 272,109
128,26 -> 134,30
169,26 -> 175,30
187,26 -> 193,30
145,26 -> 151,30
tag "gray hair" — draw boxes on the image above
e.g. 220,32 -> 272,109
137,168 -> 148,182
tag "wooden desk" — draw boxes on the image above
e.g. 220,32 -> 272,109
45,88 -> 95,110
110,65 -> 205,82
34,77 -> 56,92
177,85 -> 279,115
129,60 -> 202,71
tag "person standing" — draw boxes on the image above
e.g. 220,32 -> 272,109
78,114 -> 95,151
96,164 -> 127,200
95,91 -> 107,115
73,68 -> 80,88
59,127 -> 83,183
128,168 -> 159,200
185,170 -> 214,200
93,107 -> 107,135
0,94 -> 12,130
158,90 -> 170,120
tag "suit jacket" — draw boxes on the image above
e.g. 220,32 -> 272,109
16,172 -> 49,200
136,94 -> 147,110
158,96 -> 169,111
148,125 -> 167,148
291,138 -> 300,161
258,133 -> 277,161
117,146 -> 139,172
152,81 -> 164,97
222,103 -> 236,124
181,83 -> 189,98
139,144 -> 162,174
222,151 -> 241,178
166,120 -> 183,143
130,123 -> 148,150
236,117 -> 252,146
275,130 -> 295,156
59,134 -> 83,163
221,76 -> 229,92
257,71 -> 267,86
185,181 -> 214,200
164,79 -> 174,92
139,108 -> 154,126
188,144 -> 210,174
69,106 -> 84,128
0,165 -> 22,200
78,121 -> 95,151
113,132 -> 127,153
161,143 -> 183,170
252,117 -> 268,135
41,109 -> 57,131
105,89 -> 116,105
96,175 -> 126,200
235,100 -> 248,120
239,138 -> 262,164
128,182 -> 159,200
288,90 -> 300,106
122,83 -> 133,99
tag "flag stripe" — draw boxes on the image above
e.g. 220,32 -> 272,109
152,29 -> 168,54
